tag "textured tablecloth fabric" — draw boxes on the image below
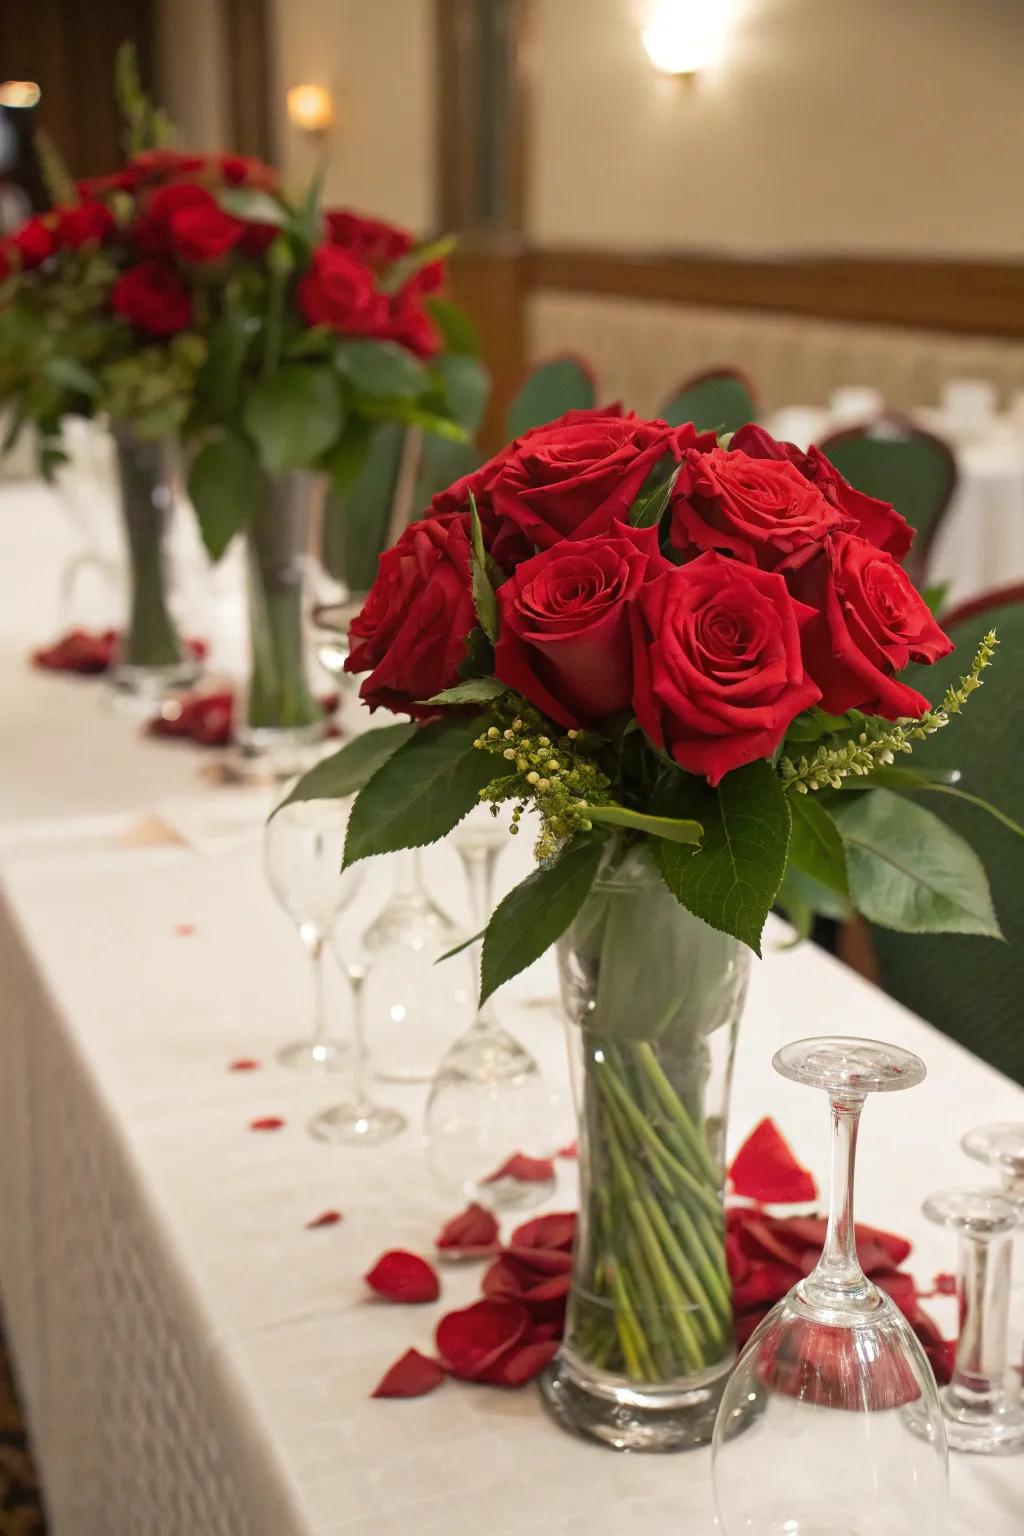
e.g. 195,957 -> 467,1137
1,471 -> 1023,1535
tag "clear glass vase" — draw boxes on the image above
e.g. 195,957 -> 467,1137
109,426 -> 199,706
232,471 -> 325,780
540,845 -> 749,1452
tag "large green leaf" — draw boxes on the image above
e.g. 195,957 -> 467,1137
343,715 -> 494,867
587,803 -> 703,846
217,187 -> 288,226
627,457 -> 681,528
335,339 -> 427,400
187,433 -> 263,559
833,789 -> 1002,937
424,677 -> 508,707
426,297 -> 481,357
243,366 -> 345,473
505,356 -> 596,440
467,491 -> 499,642
273,723 -> 416,815
480,835 -> 605,1005
653,761 -> 791,955
787,793 -> 848,898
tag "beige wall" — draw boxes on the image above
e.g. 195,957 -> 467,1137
530,0 -> 1024,257
153,0 -> 231,153
267,0 -> 436,232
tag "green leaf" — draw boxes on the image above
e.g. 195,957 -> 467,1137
360,400 -> 468,439
909,785 -> 1024,841
334,339 -> 428,400
921,581 -> 949,616
216,187 -> 288,227
627,457 -> 681,528
426,297 -> 481,357
780,863 -> 852,923
833,789 -> 1002,938
783,708 -> 862,744
435,928 -> 485,965
787,793 -> 848,897
480,835 -> 605,1004
343,715 -> 494,867
188,433 -> 263,559
458,626 -> 495,680
430,353 -> 490,435
653,760 -> 792,955
775,870 -> 816,948
467,491 -> 499,643
424,677 -> 508,707
273,723 -> 415,814
379,235 -> 456,296
586,803 -> 703,846
837,764 -> 961,791
243,366 -> 345,473
42,356 -> 97,396
197,306 -> 253,417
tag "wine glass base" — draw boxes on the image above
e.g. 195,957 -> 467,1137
276,1038 -> 349,1073
309,1101 -> 407,1147
938,1394 -> 1024,1455
108,656 -> 202,714
470,1171 -> 556,1212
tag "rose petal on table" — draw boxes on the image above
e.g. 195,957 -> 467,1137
365,1250 -> 440,1304
509,1211 -> 576,1253
249,1115 -> 285,1131
874,1269 -> 919,1318
728,1117 -> 817,1204
435,1298 -> 529,1379
557,1140 -> 578,1160
932,1271 -> 957,1296
31,628 -> 118,674
730,1259 -> 801,1311
228,1058 -> 261,1072
436,1202 -> 500,1256
173,923 -> 196,937
371,1349 -> 445,1399
476,1337 -> 560,1386
481,1152 -> 556,1186
306,1210 -> 343,1229
912,1306 -> 955,1386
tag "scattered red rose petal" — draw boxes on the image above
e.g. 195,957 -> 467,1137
510,1211 -> 576,1253
31,628 -> 119,674
436,1298 -> 528,1379
729,1117 -> 817,1204
186,637 -> 209,661
481,1152 -> 556,1186
372,1348 -> 445,1399
476,1336 -> 559,1386
306,1210 -> 343,1229
228,1058 -> 261,1072
365,1250 -> 440,1304
933,1271 -> 957,1296
557,1140 -> 578,1160
436,1202 -> 500,1257
249,1116 -> 285,1131
173,923 -> 196,937
482,1253 -> 571,1318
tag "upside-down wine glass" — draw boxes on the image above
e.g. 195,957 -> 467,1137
264,798 -> 365,1071
713,1036 -> 947,1536
919,1185 -> 1024,1454
962,1122 -> 1024,1387
424,805 -> 555,1211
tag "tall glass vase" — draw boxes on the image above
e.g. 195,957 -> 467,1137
109,427 -> 199,706
541,846 -> 749,1452
232,471 -> 324,780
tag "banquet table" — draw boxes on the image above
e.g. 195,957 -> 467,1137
2,477 -> 1024,1535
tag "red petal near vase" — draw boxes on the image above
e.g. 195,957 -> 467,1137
435,1298 -> 528,1379
481,1152 -> 556,1185
371,1349 -> 445,1399
249,1116 -> 285,1131
509,1211 -> 576,1253
31,628 -> 119,674
306,1210 -> 343,1229
476,1337 -> 560,1386
436,1202 -> 500,1255
729,1117 -> 817,1204
229,1058 -> 261,1072
365,1250 -> 440,1304
557,1140 -> 578,1159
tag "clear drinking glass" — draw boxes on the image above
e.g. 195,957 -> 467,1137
713,1036 -> 948,1536
424,807 -> 554,1210
308,930 -> 407,1149
264,798 -> 365,1071
962,1122 -> 1024,1396
921,1186 -> 1024,1454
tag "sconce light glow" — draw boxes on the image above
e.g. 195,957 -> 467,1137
286,83 -> 335,137
642,0 -> 733,77
0,81 -> 42,109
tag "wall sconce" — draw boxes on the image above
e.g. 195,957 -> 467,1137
0,81 -> 42,109
642,0 -> 733,79
286,83 -> 335,142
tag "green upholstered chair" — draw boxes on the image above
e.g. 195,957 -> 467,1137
819,419 -> 957,587
658,368 -> 757,436
869,587 -> 1024,1083
505,355 -> 597,439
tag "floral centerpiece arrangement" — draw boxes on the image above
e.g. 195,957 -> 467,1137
281,403 -> 1014,1446
0,47 -> 481,729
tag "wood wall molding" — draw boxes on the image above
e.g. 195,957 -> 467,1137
222,0 -> 274,161
526,248 -> 1024,340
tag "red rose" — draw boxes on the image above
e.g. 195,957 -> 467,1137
345,514 -> 476,716
239,221 -> 279,257
631,551 -> 820,785
167,187 -> 244,264
130,149 -> 205,183
730,424 -> 913,562
670,446 -> 848,570
494,522 -> 670,728
0,243 -> 11,282
492,408 -> 712,550
11,215 -> 56,269
431,445 -> 534,573
112,261 -> 193,337
297,243 -> 388,336
781,531 -> 953,718
218,154 -> 277,190
76,169 -> 140,197
385,289 -> 441,360
55,200 -> 115,249
325,209 -> 412,269
133,182 -> 209,257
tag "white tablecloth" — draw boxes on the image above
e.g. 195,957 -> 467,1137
763,408 -> 1024,611
1,476 -> 1023,1535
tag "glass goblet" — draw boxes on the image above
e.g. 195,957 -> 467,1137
263,798 -> 364,1072
962,1121 -> 1024,1391
713,1036 -> 947,1536
308,936 -> 407,1149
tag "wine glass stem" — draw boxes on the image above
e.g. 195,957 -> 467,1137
949,1230 -> 1013,1413
347,968 -> 372,1113
805,1093 -> 869,1304
307,936 -> 327,1046
460,846 -> 500,1027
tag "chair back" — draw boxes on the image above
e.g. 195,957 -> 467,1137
658,367 -> 757,435
819,418 -> 957,585
869,586 -> 1024,1083
505,355 -> 597,440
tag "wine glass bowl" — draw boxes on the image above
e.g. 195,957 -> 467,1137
962,1122 -> 1024,1202
712,1035 -> 947,1536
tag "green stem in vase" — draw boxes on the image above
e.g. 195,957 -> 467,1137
634,1040 -> 723,1188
